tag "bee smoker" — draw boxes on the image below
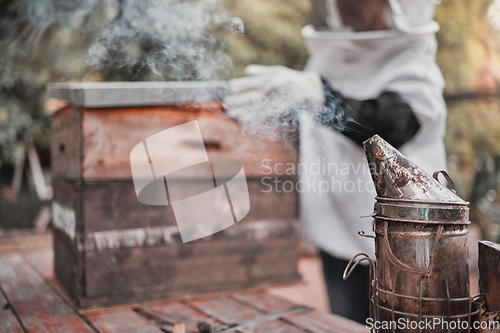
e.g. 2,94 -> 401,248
346,135 -> 479,333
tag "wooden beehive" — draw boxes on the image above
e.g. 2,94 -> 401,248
48,81 -> 300,309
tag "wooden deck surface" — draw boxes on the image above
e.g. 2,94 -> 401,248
0,231 -> 368,333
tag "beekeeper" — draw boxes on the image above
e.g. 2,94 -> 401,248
224,0 -> 447,323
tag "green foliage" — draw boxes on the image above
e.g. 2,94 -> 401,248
435,0 -> 495,93
222,0 -> 310,76
435,0 -> 500,203
446,100 -> 500,195
0,0 -> 111,165
0,0 -> 235,165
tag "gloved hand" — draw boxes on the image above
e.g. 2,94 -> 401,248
223,65 -> 325,126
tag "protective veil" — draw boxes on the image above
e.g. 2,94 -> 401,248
300,0 -> 447,260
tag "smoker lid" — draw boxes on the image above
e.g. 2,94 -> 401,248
46,81 -> 230,108
364,135 -> 467,204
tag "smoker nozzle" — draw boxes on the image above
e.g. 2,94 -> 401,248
363,135 -> 466,203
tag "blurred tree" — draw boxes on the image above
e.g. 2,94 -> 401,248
436,0 -> 500,240
0,0 -> 235,168
0,0 -> 116,166
222,0 -> 310,76
435,0 -> 500,193
435,0 -> 496,93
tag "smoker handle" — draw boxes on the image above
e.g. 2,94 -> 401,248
381,222 -> 444,275
432,170 -> 456,188
343,253 -> 375,280
343,253 -> 376,333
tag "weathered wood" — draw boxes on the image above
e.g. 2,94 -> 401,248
52,215 -> 299,308
52,175 -> 299,308
285,310 -> 369,333
23,249 -> 54,283
0,254 -> 94,332
0,243 -> 369,333
478,240 -> 500,312
0,287 -> 23,333
84,239 -> 299,298
232,291 -> 297,312
51,104 -> 295,180
81,180 -> 174,232
0,230 -> 51,255
146,302 -> 219,333
189,297 -> 303,333
51,179 -> 81,240
83,106 -> 293,179
51,105 -> 82,179
233,292 -> 368,333
86,309 -> 160,333
47,81 -> 229,108
49,82 -> 296,178
53,227 -> 84,302
53,178 -> 297,235
50,88 -> 299,309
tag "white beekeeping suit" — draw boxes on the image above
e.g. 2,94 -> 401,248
300,0 -> 447,263
223,0 -> 447,323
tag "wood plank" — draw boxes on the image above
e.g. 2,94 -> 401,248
188,296 -> 302,333
81,180 -> 176,232
147,302 -> 219,333
479,240 -> 500,312
51,179 -> 81,242
0,230 -> 52,255
0,254 -> 94,332
53,227 -> 84,303
23,249 -> 78,311
23,249 -> 55,283
86,309 -> 160,333
52,218 -> 298,308
52,179 -> 297,235
84,220 -> 297,254
86,248 -> 298,299
80,179 -> 297,233
232,291 -> 297,312
47,81 -> 229,108
0,287 -> 23,333
81,106 -> 294,180
51,105 -> 82,179
233,292 -> 368,332
285,310 -> 369,333
84,238 -> 299,298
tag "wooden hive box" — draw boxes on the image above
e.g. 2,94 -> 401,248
48,81 -> 300,309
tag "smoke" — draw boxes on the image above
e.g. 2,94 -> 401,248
86,0 -> 240,81
1,0 -> 241,82
223,70 -> 374,152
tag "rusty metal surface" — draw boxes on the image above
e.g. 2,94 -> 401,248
375,198 -> 470,224
364,135 -> 467,203
361,135 -> 477,333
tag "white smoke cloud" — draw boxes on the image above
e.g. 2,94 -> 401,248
86,0 -> 240,81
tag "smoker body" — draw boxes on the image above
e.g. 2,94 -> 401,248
363,135 -> 478,332
374,198 -> 472,331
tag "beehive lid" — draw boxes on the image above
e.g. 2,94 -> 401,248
47,81 -> 229,108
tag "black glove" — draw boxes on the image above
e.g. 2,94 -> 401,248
316,79 -> 420,148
